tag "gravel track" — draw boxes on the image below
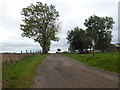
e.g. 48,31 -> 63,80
30,54 -> 118,88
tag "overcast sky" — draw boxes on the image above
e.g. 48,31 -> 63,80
0,0 -> 119,53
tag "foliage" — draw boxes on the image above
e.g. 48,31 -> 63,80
67,27 -> 92,53
95,30 -> 112,52
67,15 -> 114,54
84,15 -> 115,53
2,54 -> 49,88
63,52 -> 119,73
20,2 -> 60,53
57,48 -> 61,52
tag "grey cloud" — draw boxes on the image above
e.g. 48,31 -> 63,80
1,39 -> 41,53
0,0 -> 118,53
0,14 -> 21,32
50,37 -> 69,52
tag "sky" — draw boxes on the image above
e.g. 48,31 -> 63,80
0,0 -> 119,53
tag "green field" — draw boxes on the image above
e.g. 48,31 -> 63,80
2,54 -> 48,88
2,52 -> 119,88
63,51 -> 119,73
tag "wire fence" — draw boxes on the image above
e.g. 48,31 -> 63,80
2,50 -> 42,66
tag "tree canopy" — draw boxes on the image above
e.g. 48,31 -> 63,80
67,27 -> 92,53
84,15 -> 114,53
57,48 -> 61,52
67,15 -> 114,54
20,2 -> 60,53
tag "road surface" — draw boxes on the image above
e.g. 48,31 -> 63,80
31,54 -> 118,88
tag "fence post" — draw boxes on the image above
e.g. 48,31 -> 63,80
5,61 -> 8,66
26,50 -> 27,53
10,59 -> 13,63
36,50 -> 37,54
40,50 -> 41,54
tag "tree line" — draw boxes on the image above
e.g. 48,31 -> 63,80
20,2 -> 115,54
67,15 -> 114,54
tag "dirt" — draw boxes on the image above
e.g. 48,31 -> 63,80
30,54 -> 118,88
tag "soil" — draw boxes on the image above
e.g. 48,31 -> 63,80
30,54 -> 118,88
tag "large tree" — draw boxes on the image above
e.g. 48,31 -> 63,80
67,27 -> 91,53
95,30 -> 112,52
20,2 -> 60,53
84,15 -> 114,55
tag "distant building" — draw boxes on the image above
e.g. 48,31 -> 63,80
114,43 -> 120,50
110,43 -> 120,51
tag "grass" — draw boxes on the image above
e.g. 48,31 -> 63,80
63,51 -> 119,73
2,54 -> 49,88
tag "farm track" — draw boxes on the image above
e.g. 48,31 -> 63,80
31,54 -> 118,88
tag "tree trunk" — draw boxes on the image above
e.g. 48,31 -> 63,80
102,49 -> 105,53
42,34 -> 49,53
90,47 -> 91,53
93,45 -> 95,56
92,40 -> 95,56
42,46 -> 48,53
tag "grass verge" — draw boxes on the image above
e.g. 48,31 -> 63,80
2,54 -> 48,88
63,52 -> 119,73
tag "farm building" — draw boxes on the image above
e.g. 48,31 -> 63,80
110,43 -> 120,51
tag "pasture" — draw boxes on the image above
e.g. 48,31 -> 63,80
2,54 -> 48,88
2,53 -> 34,66
63,51 -> 119,73
2,51 -> 119,88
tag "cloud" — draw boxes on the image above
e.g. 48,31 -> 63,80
0,0 -> 118,53
1,39 -> 41,53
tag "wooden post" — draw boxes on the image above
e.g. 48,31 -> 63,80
93,45 -> 95,56
10,59 -> 13,64
26,50 -> 27,53
92,40 -> 95,56
5,61 -> 7,66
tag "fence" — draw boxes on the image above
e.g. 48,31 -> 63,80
20,50 -> 42,54
2,50 -> 42,66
